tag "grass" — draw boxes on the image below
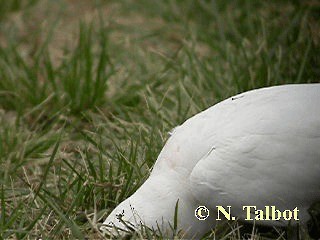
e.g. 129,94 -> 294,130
0,0 -> 38,20
0,0 -> 319,239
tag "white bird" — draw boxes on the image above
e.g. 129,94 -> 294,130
101,84 -> 320,238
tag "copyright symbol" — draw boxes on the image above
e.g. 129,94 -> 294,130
195,206 -> 209,220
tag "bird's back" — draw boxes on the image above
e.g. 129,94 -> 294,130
152,84 -> 320,224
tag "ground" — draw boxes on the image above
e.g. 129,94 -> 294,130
0,0 -> 319,239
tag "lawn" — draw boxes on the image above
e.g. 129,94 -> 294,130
0,0 -> 319,239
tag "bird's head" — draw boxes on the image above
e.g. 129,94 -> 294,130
100,174 -> 210,238
100,197 -> 143,237
100,175 -> 186,237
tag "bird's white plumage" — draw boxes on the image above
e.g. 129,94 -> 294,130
101,84 -> 320,238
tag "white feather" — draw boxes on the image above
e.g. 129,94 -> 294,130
101,84 -> 320,238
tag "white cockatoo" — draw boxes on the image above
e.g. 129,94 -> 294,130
101,84 -> 320,238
